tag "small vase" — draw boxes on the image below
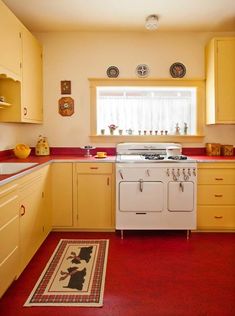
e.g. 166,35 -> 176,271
109,129 -> 114,135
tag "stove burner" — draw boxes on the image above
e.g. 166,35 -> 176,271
168,155 -> 187,160
143,154 -> 165,160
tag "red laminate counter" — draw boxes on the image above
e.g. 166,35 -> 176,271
1,154 -> 235,185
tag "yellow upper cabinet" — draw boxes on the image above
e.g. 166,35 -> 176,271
206,37 -> 235,124
0,0 -> 43,123
21,27 -> 43,122
0,0 -> 21,79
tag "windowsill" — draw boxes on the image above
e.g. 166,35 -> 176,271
89,135 -> 205,143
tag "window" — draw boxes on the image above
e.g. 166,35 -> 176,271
97,86 -> 196,135
90,79 -> 205,141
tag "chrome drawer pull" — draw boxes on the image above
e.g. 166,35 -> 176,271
215,178 -> 223,181
214,194 -> 223,197
214,216 -> 223,219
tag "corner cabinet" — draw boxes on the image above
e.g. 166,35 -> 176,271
197,163 -> 235,230
206,37 -> 235,124
0,0 -> 43,123
73,163 -> 115,231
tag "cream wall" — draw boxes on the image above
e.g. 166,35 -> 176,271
1,31 -> 235,150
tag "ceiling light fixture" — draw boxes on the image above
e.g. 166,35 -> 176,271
145,14 -> 159,30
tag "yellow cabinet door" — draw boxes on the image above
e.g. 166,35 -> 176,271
206,37 -> 235,124
18,166 -> 50,275
76,174 -> 113,230
21,27 -> 43,122
0,1 -> 21,78
216,39 -> 235,122
19,179 -> 44,274
51,163 -> 73,228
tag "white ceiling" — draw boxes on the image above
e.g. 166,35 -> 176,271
2,0 -> 235,32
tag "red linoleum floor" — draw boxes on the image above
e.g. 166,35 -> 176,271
0,231 -> 235,316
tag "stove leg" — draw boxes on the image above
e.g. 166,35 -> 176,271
121,230 -> 124,239
186,230 -> 191,240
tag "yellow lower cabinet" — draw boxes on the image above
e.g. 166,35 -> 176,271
74,163 -> 114,231
198,185 -> 235,205
18,166 -> 50,275
0,181 -> 19,298
51,163 -> 73,228
197,163 -> 235,231
197,206 -> 235,230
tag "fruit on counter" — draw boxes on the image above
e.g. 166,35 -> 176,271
13,144 -> 31,159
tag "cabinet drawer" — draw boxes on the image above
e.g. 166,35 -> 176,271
0,192 -> 19,228
198,185 -> 235,205
0,215 -> 19,264
75,163 -> 113,174
197,206 -> 235,229
198,168 -> 235,184
0,246 -> 18,298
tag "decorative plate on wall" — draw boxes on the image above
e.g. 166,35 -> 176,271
169,62 -> 186,78
136,64 -> 149,78
106,66 -> 119,78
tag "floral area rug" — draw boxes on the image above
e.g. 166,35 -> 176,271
24,239 -> 109,307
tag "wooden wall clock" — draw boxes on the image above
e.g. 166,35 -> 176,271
58,97 -> 74,116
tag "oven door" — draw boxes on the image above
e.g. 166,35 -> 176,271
119,181 -> 164,212
168,181 -> 194,211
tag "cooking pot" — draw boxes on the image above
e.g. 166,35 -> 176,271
166,145 -> 182,157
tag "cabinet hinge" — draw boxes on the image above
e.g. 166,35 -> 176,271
19,32 -> 22,38
42,226 -> 45,232
20,62 -> 22,69
42,191 -> 45,198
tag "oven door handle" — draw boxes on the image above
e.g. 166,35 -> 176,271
179,182 -> 184,192
139,179 -> 144,192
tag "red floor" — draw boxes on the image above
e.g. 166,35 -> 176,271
0,231 -> 235,316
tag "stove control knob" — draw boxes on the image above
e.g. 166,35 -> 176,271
193,168 -> 196,176
188,168 -> 191,176
177,168 -> 180,177
146,169 -> 150,176
183,168 -> 189,181
119,170 -> 124,179
172,168 -> 177,181
166,168 -> 170,176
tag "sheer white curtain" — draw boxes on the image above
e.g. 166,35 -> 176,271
97,87 -> 196,135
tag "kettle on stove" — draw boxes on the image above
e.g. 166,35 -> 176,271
35,135 -> 50,156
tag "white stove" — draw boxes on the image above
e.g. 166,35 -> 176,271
115,143 -> 197,238
116,142 -> 196,163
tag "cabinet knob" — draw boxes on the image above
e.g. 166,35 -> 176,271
20,204 -> 26,216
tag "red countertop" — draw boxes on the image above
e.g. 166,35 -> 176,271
1,151 -> 235,185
